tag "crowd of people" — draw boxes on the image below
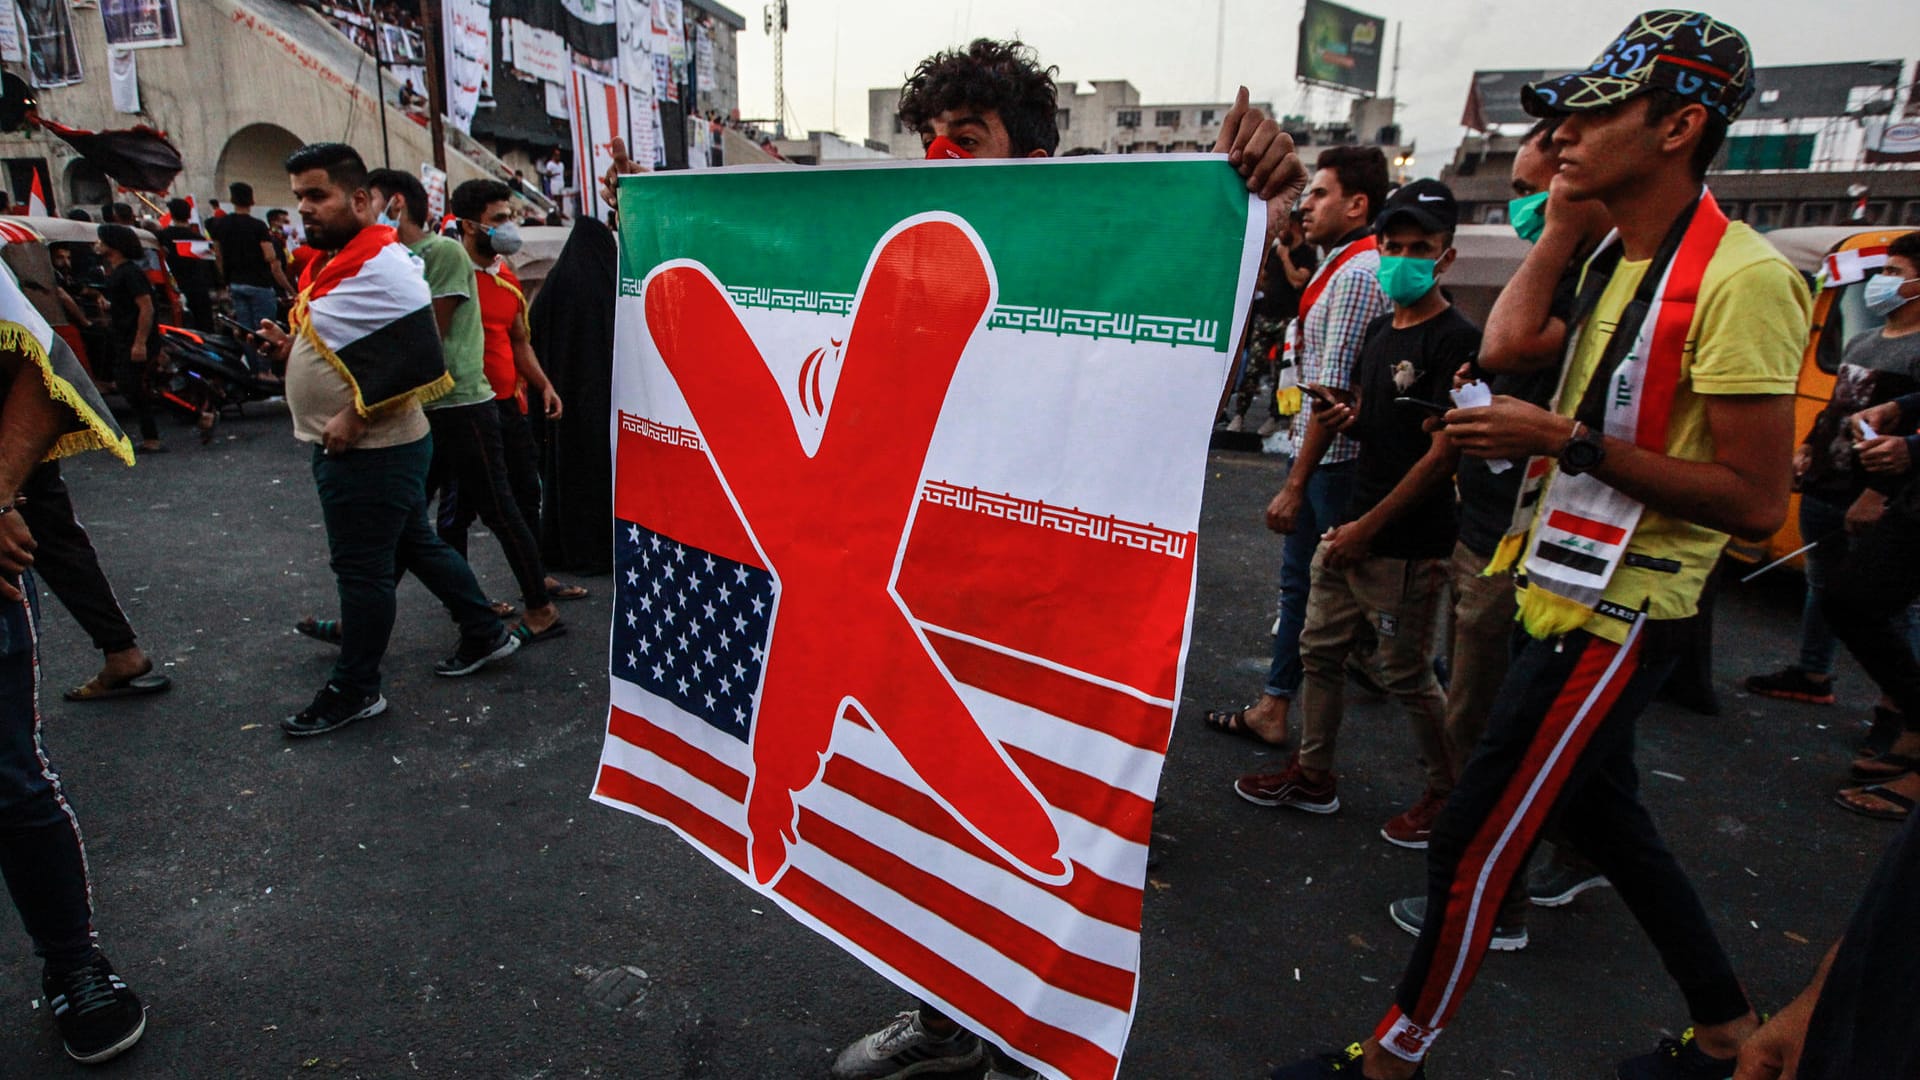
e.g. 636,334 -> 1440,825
1,6 -> 1917,1078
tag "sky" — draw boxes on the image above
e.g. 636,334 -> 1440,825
731,0 -> 1920,165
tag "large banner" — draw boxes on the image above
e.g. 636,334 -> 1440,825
442,0 -> 491,134
101,0 -> 181,49
593,159 -> 1262,1080
1296,0 -> 1383,95
568,65 -> 630,222
20,0 -> 83,88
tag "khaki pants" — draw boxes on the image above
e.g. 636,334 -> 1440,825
1444,540 -> 1519,776
1296,547 -> 1452,791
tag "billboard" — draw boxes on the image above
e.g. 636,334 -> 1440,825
102,0 -> 183,50
1295,0 -> 1383,96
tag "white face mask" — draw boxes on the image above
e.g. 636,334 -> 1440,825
1864,272 -> 1917,317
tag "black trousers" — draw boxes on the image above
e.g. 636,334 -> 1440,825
1825,505 -> 1920,723
492,398 -> 543,533
1378,619 -> 1748,1061
114,341 -> 158,442
17,462 -> 137,656
426,402 -> 550,610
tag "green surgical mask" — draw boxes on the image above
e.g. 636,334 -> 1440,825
1375,255 -> 1438,307
1508,191 -> 1548,244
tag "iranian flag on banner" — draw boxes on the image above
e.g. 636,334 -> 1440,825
594,158 -> 1262,1080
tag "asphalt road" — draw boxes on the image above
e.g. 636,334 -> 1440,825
1,408 -> 1900,1079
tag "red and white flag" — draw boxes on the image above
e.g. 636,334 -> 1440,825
595,159 -> 1263,1079
171,240 -> 213,260
25,171 -> 47,217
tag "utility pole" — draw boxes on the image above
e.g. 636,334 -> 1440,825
1388,21 -> 1401,102
764,1 -> 788,139
1213,0 -> 1226,102
370,8 -> 392,168
419,0 -> 449,172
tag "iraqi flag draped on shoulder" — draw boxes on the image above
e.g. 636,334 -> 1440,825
292,224 -> 450,416
0,252 -> 131,465
594,158 -> 1264,1079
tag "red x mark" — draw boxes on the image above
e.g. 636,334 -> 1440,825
644,217 -> 1068,886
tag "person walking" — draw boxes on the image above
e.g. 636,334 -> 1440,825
1270,12 -> 1810,1078
94,224 -> 163,454
155,198 -> 214,332
259,143 -> 517,737
207,182 -> 294,374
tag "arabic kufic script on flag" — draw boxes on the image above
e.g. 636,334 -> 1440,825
595,158 -> 1264,1080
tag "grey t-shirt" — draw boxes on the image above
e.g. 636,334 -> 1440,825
1803,330 -> 1920,502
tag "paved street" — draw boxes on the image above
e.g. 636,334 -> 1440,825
2,408 -> 1900,1079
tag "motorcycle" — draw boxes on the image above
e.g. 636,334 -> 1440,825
153,321 -> 284,443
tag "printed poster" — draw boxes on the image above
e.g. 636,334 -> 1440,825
21,0 -> 83,87
101,0 -> 180,49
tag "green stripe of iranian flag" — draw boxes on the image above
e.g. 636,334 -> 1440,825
614,157 -> 1256,354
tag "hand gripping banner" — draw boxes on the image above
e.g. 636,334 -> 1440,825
595,157 -> 1262,1079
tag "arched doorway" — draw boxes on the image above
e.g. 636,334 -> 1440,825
215,123 -> 305,210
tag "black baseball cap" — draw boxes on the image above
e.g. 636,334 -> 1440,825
1522,10 -> 1754,122
1375,179 -> 1458,235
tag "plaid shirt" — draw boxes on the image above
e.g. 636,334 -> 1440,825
1291,240 -> 1389,465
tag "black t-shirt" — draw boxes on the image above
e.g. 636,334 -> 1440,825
1797,808 -> 1920,1080
1343,306 -> 1480,559
157,225 -> 212,292
101,261 -> 152,347
207,212 -> 275,289
1456,263 -> 1584,556
1259,244 -> 1318,320
1801,330 -> 1920,504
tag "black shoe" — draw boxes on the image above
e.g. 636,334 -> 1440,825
281,683 -> 387,737
1271,1043 -> 1426,1079
1616,1028 -> 1736,1079
433,627 -> 520,677
1388,895 -> 1528,951
44,952 -> 146,1065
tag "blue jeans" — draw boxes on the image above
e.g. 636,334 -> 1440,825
229,283 -> 279,373
1265,460 -> 1355,697
1796,494 -> 1919,675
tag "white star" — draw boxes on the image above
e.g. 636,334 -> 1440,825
704,691 -> 717,709
627,524 -> 641,544
687,573 -> 702,593
702,601 -> 717,621
650,535 -> 661,551
719,676 -> 732,694
717,584 -> 732,604
734,705 -> 747,726
734,566 -> 749,585
676,589 -> 687,607
676,677 -> 690,695
704,553 -> 716,573
625,650 -> 637,668
732,614 -> 747,633
750,644 -> 765,663
625,609 -> 637,628
639,595 -> 653,613
625,568 -> 639,586
689,662 -> 702,679
662,562 -> 676,583
702,646 -> 717,665
650,580 -> 662,597
677,633 -> 690,653
651,663 -> 666,681
641,550 -> 651,569
637,637 -> 651,655
662,604 -> 677,625
750,596 -> 766,615
718,631 -> 731,650
675,544 -> 686,564
686,618 -> 701,636
732,661 -> 746,679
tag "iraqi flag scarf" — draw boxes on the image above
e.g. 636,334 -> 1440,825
1487,189 -> 1730,637
291,224 -> 451,416
0,258 -> 132,466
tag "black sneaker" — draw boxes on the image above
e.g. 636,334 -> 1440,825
44,952 -> 146,1065
829,1010 -> 985,1079
1387,895 -> 1528,951
1742,667 -> 1835,705
280,683 -> 387,737
1526,856 -> 1610,908
1616,1028 -> 1736,1079
433,628 -> 520,677
1270,1043 -> 1426,1079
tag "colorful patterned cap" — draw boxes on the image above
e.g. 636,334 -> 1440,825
1522,10 -> 1754,122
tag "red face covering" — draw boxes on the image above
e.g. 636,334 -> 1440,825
924,135 -> 973,160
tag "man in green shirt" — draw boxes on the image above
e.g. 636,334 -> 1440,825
367,170 -> 564,643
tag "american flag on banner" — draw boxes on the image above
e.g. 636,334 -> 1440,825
594,158 -> 1262,1080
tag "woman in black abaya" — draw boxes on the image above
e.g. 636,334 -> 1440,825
528,218 -> 617,575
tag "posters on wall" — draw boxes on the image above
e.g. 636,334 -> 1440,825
658,0 -> 685,64
107,46 -> 139,112
101,0 -> 181,49
20,0 -> 84,88
442,0 -> 491,134
0,0 -> 23,63
544,79 -> 570,120
626,81 -> 658,172
562,0 -> 616,26
507,17 -> 568,85
694,23 -> 713,97
421,164 -> 448,224
614,0 -> 652,90
570,65 -> 630,222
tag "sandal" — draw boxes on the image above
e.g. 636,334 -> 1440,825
510,620 -> 567,646
64,665 -> 171,702
1849,752 -> 1920,785
489,600 -> 519,619
1202,705 -> 1289,748
295,616 -> 343,645
546,581 -> 589,601
1832,783 -> 1917,822
1855,706 -> 1904,760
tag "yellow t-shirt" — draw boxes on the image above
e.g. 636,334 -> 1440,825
1521,220 -> 1811,643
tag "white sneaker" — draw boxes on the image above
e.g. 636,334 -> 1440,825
830,1010 -> 985,1080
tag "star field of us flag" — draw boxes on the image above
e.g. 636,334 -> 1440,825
593,157 -> 1264,1080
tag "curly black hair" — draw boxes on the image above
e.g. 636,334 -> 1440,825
897,38 -> 1060,157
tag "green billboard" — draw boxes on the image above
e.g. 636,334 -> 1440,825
1295,0 -> 1384,95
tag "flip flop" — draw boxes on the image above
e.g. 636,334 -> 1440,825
1849,752 -> 1919,785
63,670 -> 171,702
1202,706 -> 1289,748
547,582 -> 589,601
489,601 -> 519,619
1832,783 -> 1917,822
296,616 -> 343,645
510,621 -> 567,646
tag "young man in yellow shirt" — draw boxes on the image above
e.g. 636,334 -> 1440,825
1272,12 -> 1810,1079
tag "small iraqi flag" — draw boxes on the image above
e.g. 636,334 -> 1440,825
172,239 -> 214,260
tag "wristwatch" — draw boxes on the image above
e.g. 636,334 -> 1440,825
1559,421 -> 1606,476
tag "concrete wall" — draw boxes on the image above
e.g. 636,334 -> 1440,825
0,0 -> 514,216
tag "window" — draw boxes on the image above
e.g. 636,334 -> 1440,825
1746,202 -> 1786,230
1157,143 -> 1173,154
1717,201 -> 1740,220
1847,85 -> 1896,114
1722,133 -> 1815,170
1904,200 -> 1920,226
1861,201 -> 1891,225
1114,142 -> 1135,154
1798,202 -> 1836,227
1056,108 -> 1070,131
1200,109 -> 1219,126
1478,204 -> 1507,225
1116,109 -> 1140,128
1155,109 -> 1181,129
